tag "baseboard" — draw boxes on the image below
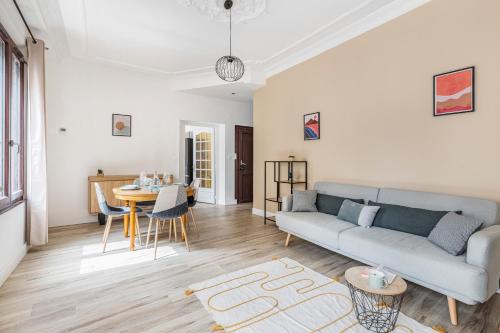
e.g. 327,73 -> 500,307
224,199 -> 238,205
252,208 -> 276,217
0,242 -> 27,287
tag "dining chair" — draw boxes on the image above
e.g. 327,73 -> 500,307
145,185 -> 189,259
94,183 -> 143,253
187,179 -> 201,235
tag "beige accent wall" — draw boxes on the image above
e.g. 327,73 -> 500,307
254,0 -> 500,211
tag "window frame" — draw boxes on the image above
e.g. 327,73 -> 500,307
0,23 -> 26,211
9,54 -> 24,201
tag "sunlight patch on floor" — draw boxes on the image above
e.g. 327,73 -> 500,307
80,243 -> 178,274
82,240 -> 131,255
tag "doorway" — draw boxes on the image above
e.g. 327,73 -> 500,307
235,126 -> 253,203
186,126 -> 216,204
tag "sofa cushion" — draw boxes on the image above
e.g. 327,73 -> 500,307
368,201 -> 449,237
337,200 -> 380,228
338,227 -> 488,302
377,188 -> 499,228
292,190 -> 318,212
276,211 -> 356,249
428,212 -> 483,255
316,193 -> 364,216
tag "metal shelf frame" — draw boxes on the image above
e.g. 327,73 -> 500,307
264,160 -> 308,224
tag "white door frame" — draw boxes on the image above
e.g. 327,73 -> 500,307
179,121 -> 227,205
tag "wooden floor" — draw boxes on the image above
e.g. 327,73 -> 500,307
0,204 -> 498,333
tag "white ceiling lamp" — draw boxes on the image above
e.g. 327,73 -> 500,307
215,0 -> 245,82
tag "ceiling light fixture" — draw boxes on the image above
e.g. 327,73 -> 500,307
215,0 -> 245,82
177,0 -> 267,23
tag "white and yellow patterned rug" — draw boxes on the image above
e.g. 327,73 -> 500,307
186,258 -> 438,333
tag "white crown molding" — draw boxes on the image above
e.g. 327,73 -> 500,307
36,0 -> 430,96
171,0 -> 430,84
262,0 -> 431,78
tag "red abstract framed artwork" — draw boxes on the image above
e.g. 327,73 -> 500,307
433,67 -> 475,116
304,112 -> 320,140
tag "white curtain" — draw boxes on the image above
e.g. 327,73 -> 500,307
27,39 -> 48,246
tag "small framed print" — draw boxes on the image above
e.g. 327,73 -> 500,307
433,67 -> 475,116
112,114 -> 132,137
304,112 -> 320,140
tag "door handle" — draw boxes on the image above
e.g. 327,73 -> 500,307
9,140 -> 20,153
239,160 -> 247,171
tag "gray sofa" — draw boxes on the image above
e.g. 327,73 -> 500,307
276,181 -> 500,325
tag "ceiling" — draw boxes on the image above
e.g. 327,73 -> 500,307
13,0 -> 430,102
60,0 -> 370,73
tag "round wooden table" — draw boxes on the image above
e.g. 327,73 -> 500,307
345,266 -> 407,333
113,186 -> 194,251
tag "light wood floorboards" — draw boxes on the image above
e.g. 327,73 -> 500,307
0,204 -> 498,332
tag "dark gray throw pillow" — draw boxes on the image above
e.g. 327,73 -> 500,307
316,193 -> 364,216
292,190 -> 318,212
368,201 -> 449,237
428,212 -> 483,255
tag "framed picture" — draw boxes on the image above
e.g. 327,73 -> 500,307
433,67 -> 475,116
304,112 -> 320,140
112,114 -> 132,137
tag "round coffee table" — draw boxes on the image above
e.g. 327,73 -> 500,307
345,266 -> 407,333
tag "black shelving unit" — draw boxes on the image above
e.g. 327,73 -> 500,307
264,160 -> 308,224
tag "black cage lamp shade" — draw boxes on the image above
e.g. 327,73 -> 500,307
215,0 -> 245,82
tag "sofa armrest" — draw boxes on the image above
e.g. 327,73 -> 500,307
466,225 -> 500,297
282,195 -> 293,212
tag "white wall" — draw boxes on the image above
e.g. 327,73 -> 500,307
0,203 -> 27,286
46,57 -> 252,227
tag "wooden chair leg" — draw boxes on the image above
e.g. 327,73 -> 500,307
285,233 -> 292,247
161,219 -> 166,232
189,207 -> 199,235
154,219 -> 160,260
447,296 -> 458,326
169,219 -> 173,242
102,215 -> 111,242
102,217 -> 109,243
135,214 -> 142,246
180,215 -> 190,252
103,215 -> 112,244
173,218 -> 177,242
146,217 -> 153,248
103,216 -> 113,253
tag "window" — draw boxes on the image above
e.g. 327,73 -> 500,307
0,40 -> 6,202
10,56 -> 23,200
194,131 -> 213,189
0,26 -> 26,210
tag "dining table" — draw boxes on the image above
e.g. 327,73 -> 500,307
113,185 -> 194,251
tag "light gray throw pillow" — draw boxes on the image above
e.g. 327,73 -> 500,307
291,190 -> 318,212
428,212 -> 483,256
338,200 -> 379,227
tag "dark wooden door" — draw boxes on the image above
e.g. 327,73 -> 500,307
235,126 -> 253,203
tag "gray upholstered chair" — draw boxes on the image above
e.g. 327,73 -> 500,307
94,183 -> 143,253
187,179 -> 201,234
145,186 -> 189,259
